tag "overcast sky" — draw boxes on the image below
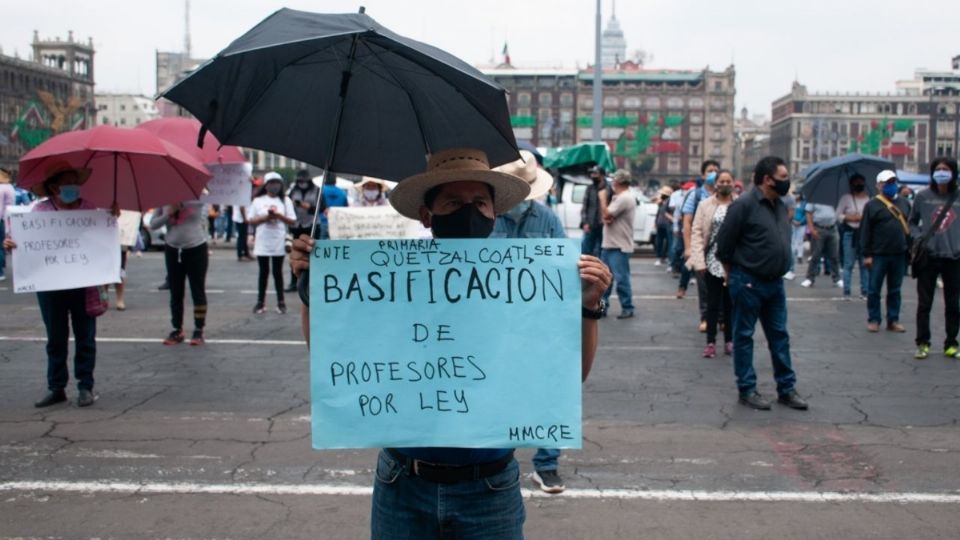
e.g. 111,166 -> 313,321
4,0 -> 957,116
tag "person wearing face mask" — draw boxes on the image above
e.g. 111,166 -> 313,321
3,163 -> 115,408
286,170 -> 320,291
580,165 -> 610,257
491,149 -> 567,494
356,177 -> 390,207
859,170 -> 910,334
688,170 -> 737,358
836,173 -> 871,299
909,157 -> 960,359
681,160 -> 720,331
249,172 -> 297,315
289,148 -> 611,539
716,156 -> 808,411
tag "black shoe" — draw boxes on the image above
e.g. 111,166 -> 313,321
157,281 -> 170,291
34,390 -> 67,408
616,311 -> 634,319
777,390 -> 809,410
284,282 -> 297,292
531,469 -> 566,494
738,391 -> 771,410
77,389 -> 95,407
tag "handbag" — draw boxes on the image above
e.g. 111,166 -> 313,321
910,188 -> 960,277
85,285 -> 109,317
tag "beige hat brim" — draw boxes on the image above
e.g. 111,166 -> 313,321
525,167 -> 554,201
389,169 -> 531,220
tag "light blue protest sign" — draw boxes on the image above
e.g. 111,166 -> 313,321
309,238 -> 582,449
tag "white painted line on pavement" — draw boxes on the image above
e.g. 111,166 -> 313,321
1,480 -> 959,504
0,336 -> 307,346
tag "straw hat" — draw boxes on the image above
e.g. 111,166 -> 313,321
389,148 -> 530,220
356,176 -> 393,192
493,150 -> 554,201
32,160 -> 91,197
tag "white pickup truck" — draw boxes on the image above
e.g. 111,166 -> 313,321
553,176 -> 658,246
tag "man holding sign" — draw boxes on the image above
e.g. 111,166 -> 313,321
4,163 -> 120,408
290,148 -> 611,539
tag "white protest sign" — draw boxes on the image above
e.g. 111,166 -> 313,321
9,210 -> 121,293
200,162 -> 253,208
328,206 -> 424,240
117,210 -> 141,247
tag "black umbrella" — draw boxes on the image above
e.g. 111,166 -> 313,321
161,7 -> 519,183
800,153 -> 895,206
162,7 -> 520,304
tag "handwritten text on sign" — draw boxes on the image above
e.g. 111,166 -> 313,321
200,162 -> 253,208
9,209 -> 121,293
310,239 -> 582,449
328,206 -> 424,240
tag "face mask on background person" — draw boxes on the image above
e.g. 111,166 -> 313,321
296,179 -> 311,189
773,178 -> 791,197
267,184 -> 282,196
882,182 -> 899,198
933,170 -> 953,184
363,189 -> 380,201
431,204 -> 494,239
716,185 -> 733,197
851,183 -> 865,193
705,171 -> 718,186
58,185 -> 81,204
504,200 -> 531,221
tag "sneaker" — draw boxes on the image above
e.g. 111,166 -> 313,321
777,390 -> 809,410
253,303 -> 266,314
866,322 -> 880,333
76,389 -> 95,407
836,280 -> 844,289
702,343 -> 717,358
277,303 -> 287,314
783,271 -> 796,280
157,281 -> 170,291
0,274 -> 6,281
724,342 -> 733,356
698,320 -> 707,333
654,260 -> 662,266
34,390 -> 67,408
886,322 -> 906,333
859,294 -> 868,301
189,329 -> 205,346
531,470 -> 565,494
800,279 -> 813,288
163,329 -> 184,346
914,344 -> 930,360
944,345 -> 959,358
615,310 -> 633,319
676,288 -> 686,299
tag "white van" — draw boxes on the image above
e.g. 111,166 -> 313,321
553,175 -> 658,246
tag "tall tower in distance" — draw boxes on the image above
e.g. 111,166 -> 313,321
32,29 -> 95,83
601,0 -> 627,68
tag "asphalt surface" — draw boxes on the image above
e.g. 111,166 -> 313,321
1,244 -> 958,539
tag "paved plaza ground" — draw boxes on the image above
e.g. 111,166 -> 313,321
1,246 -> 958,539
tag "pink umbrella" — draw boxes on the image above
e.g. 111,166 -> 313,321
18,125 -> 212,211
137,117 -> 246,165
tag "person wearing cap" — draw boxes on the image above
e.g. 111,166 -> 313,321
653,185 -> 674,266
836,173 -> 872,299
249,172 -> 297,315
601,169 -> 638,319
3,163 -> 112,408
0,167 -> 15,281
492,149 -> 567,494
356,177 -> 391,207
290,148 -> 611,539
580,165 -> 611,257
151,189 -> 210,346
286,169 -> 320,290
859,170 -> 910,334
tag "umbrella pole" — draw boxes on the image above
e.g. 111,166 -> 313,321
300,29 -> 363,307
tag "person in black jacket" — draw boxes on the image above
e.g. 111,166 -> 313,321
860,170 -> 911,333
580,165 -> 610,256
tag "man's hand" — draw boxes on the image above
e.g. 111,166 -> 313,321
579,255 -> 612,310
110,202 -> 121,218
290,234 -> 314,278
864,256 -> 873,269
810,228 -> 820,241
3,238 -> 16,252
683,248 -> 691,260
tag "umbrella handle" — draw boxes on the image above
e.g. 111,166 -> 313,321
298,269 -> 310,307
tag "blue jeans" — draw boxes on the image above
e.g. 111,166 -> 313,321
36,288 -> 97,392
533,448 -> 560,472
842,229 -> 869,296
371,450 -> 524,540
867,254 -> 906,324
728,267 -> 797,396
601,248 -> 634,312
655,225 -> 672,259
669,231 -> 684,272
580,225 -> 602,257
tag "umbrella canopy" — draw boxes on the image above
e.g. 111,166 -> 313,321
161,8 -> 519,181
137,117 -> 246,165
543,142 -> 616,172
18,125 -> 212,211
800,153 -> 895,206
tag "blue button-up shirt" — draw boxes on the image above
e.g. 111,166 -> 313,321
491,201 -> 566,239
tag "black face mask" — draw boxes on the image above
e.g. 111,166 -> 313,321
430,204 -> 494,239
772,178 -> 791,197
851,184 -> 865,193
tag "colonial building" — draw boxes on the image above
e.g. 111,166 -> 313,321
484,62 -> 737,182
96,93 -> 160,127
734,107 -> 770,181
0,31 -> 96,172
770,77 -> 960,178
